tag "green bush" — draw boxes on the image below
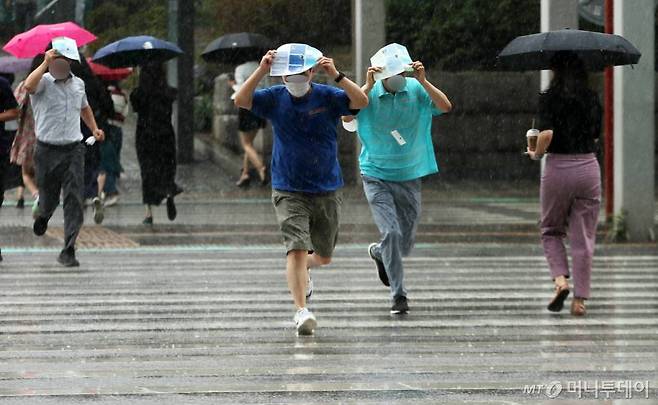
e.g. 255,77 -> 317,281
386,0 -> 540,71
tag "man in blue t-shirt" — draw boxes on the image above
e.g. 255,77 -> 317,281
235,48 -> 368,335
0,76 -> 20,262
343,59 -> 452,315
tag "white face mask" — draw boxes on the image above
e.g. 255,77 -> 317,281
284,74 -> 311,98
49,58 -> 71,81
384,74 -> 406,93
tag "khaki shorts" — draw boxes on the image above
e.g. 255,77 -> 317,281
272,189 -> 342,257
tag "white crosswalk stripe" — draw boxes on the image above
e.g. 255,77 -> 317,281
0,245 -> 657,403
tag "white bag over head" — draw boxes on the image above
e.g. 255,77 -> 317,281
52,36 -> 80,62
270,43 -> 323,77
370,43 -> 413,81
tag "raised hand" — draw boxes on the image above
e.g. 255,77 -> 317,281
366,66 -> 383,87
318,57 -> 339,79
259,50 -> 276,72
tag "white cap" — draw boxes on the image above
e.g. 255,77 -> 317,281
370,43 -> 413,81
270,43 -> 323,77
52,36 -> 80,62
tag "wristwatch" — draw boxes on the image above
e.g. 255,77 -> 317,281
334,71 -> 346,83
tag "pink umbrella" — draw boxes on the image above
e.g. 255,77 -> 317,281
2,21 -> 96,58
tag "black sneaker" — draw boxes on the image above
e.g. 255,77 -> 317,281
166,196 -> 177,221
33,216 -> 49,236
0,248 -> 3,262
391,296 -> 409,314
16,198 -> 25,209
368,243 -> 389,287
57,248 -> 79,267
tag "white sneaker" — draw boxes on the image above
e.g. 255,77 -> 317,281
306,268 -> 313,301
31,196 -> 40,220
104,194 -> 119,207
92,197 -> 104,224
294,308 -> 317,336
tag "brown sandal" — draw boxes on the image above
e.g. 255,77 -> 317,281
571,298 -> 587,316
547,283 -> 570,312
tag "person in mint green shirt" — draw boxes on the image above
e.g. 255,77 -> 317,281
343,59 -> 452,314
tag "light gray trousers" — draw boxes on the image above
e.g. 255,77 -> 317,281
362,175 -> 421,300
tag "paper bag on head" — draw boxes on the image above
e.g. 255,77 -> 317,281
370,43 -> 413,81
270,43 -> 323,77
52,36 -> 80,62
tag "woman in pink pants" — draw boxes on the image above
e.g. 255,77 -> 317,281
527,52 -> 602,317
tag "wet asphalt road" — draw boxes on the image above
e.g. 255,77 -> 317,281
1,243 -> 657,403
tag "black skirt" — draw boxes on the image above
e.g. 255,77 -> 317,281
238,108 -> 266,132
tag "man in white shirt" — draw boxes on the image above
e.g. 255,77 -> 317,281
24,37 -> 105,267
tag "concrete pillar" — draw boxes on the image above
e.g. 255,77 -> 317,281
352,0 -> 386,86
349,0 -> 385,184
540,0 -> 579,90
167,0 -> 179,159
175,0 -> 195,163
167,0 -> 195,164
613,0 -> 656,241
539,0 -> 579,174
74,0 -> 84,25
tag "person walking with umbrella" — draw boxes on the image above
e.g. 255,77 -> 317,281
498,29 -> 641,317
230,59 -> 268,187
527,52 -> 602,317
235,44 -> 368,335
26,37 -> 105,267
92,35 -> 184,225
130,62 -> 182,225
202,32 -> 272,188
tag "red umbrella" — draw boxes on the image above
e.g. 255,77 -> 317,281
87,59 -> 133,81
2,21 -> 96,58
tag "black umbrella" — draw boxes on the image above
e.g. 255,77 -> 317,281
92,36 -> 183,68
497,29 -> 641,71
201,32 -> 271,64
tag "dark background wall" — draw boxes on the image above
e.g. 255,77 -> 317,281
339,70 -> 658,184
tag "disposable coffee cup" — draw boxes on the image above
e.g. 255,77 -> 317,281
526,129 -> 539,152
